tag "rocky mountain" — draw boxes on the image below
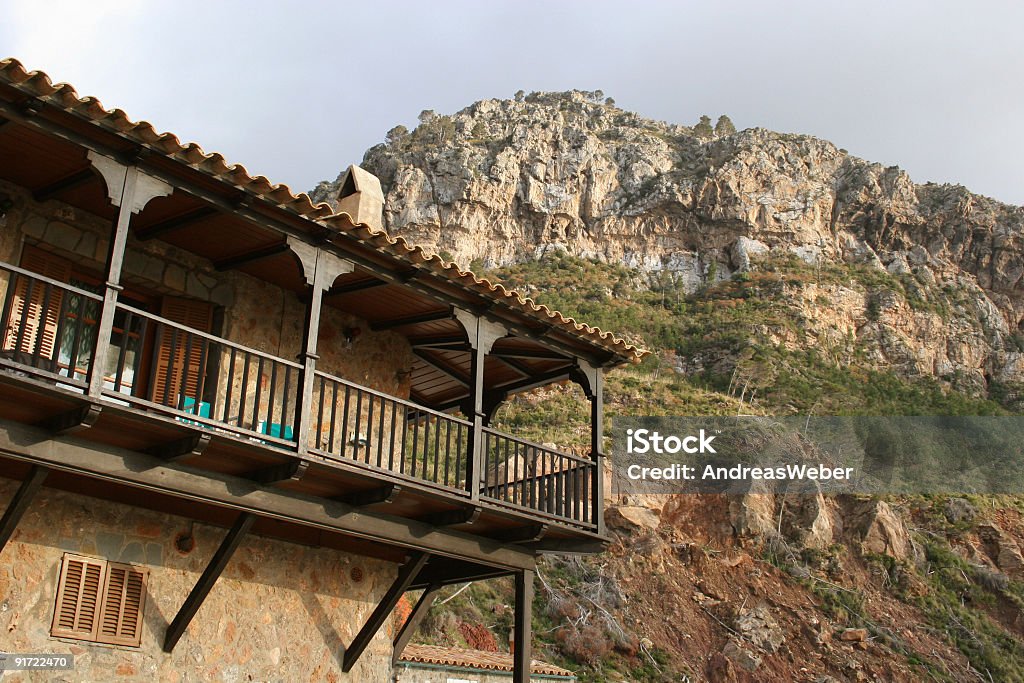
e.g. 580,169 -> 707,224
311,90 -> 1024,400
312,92 -> 1024,681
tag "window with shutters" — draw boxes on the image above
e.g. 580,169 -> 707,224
50,553 -> 148,647
149,296 -> 214,410
1,245 -> 72,372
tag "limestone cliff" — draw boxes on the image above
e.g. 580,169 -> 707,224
311,90 -> 1024,396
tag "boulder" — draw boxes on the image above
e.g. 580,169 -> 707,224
734,605 -> 785,653
721,639 -> 762,672
850,500 -> 911,560
605,505 -> 661,532
943,497 -> 978,524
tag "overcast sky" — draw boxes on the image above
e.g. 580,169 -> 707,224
3,1 -> 1022,204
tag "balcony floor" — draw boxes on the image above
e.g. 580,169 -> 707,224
0,368 -> 606,583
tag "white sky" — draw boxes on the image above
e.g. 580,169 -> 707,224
3,1 -> 1022,204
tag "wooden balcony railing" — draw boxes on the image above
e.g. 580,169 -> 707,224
311,370 -> 472,492
0,262 -> 599,530
481,428 -> 594,527
110,301 -> 305,449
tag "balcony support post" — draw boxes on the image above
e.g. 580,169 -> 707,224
513,568 -> 534,683
86,151 -> 171,397
288,238 -> 352,455
571,360 -> 605,536
454,310 -> 506,501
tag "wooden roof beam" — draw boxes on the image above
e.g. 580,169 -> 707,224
491,348 -> 572,362
409,334 -> 468,350
371,309 -> 453,331
413,349 -> 471,388
489,366 -> 575,396
494,356 -> 532,378
326,277 -> 389,297
134,207 -> 218,241
213,242 -> 290,271
32,167 -> 97,202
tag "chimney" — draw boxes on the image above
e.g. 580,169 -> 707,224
334,165 -> 384,231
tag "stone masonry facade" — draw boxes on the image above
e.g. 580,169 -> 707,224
0,480 -> 397,681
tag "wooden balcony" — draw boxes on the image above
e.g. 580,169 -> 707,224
0,259 -> 600,540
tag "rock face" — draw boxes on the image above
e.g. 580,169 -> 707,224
312,90 -> 1024,394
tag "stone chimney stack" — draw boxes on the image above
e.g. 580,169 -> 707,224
334,164 -> 384,231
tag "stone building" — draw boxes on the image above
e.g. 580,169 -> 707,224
0,58 -> 641,681
395,644 -> 575,682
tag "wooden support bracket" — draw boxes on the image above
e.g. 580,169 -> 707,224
246,460 -> 308,486
342,551 -> 429,672
37,404 -> 102,435
145,433 -> 210,462
417,506 -> 481,527
493,523 -> 548,544
335,483 -> 401,507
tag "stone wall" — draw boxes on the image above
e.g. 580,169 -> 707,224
0,479 -> 397,681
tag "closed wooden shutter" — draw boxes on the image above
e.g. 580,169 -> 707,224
150,296 -> 213,408
97,562 -> 148,646
2,245 -> 72,365
51,553 -> 105,641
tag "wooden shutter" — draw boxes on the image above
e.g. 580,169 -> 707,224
97,562 -> 148,646
150,296 -> 213,407
2,245 -> 72,364
51,553 -> 105,641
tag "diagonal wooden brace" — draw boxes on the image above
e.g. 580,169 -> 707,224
342,551 -> 429,672
0,465 -> 49,555
163,512 -> 255,652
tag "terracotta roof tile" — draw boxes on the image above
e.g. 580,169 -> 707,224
0,57 -> 646,365
399,643 -> 574,677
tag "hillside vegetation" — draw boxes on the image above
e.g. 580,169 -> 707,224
405,254 -> 1024,682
